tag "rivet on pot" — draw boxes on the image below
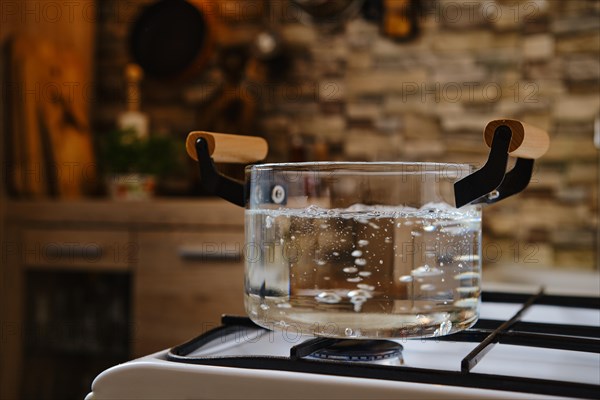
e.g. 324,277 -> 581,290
271,185 -> 286,204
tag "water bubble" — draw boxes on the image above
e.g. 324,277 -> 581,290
423,225 -> 436,232
315,291 -> 342,304
260,303 -> 270,310
306,205 -> 319,214
379,260 -> 383,265
456,286 -> 480,295
323,276 -> 331,280
454,254 -> 479,262
316,260 -> 327,266
277,302 -> 292,309
368,222 -> 380,230
348,289 -> 373,298
332,251 -> 340,257
344,328 -> 353,336
441,226 -> 464,235
347,277 -> 362,283
290,235 -> 296,240
356,284 -> 375,291
353,300 -> 367,312
420,283 -> 436,291
411,231 -> 422,237
454,272 -> 480,280
349,292 -> 369,312
411,265 -> 443,277
396,222 -> 402,228
343,266 -> 358,273
455,298 -> 478,308
434,320 -> 453,337
351,250 -> 363,257
265,216 -> 273,228
354,258 -> 367,266
357,218 -> 368,224
320,224 -> 329,229
384,237 -> 392,243
399,275 -> 413,283
358,271 -> 372,277
358,239 -> 369,246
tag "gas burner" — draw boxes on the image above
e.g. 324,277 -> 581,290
163,291 -> 599,399
306,340 -> 403,366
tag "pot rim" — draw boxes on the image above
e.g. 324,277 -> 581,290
247,161 -> 476,171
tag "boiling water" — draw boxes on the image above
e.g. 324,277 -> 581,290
245,202 -> 481,338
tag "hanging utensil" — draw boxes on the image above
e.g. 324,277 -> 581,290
291,0 -> 365,30
252,0 -> 283,61
129,0 -> 214,81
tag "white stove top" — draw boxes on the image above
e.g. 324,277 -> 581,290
87,283 -> 599,400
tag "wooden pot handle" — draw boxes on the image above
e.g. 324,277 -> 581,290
186,131 -> 268,164
484,119 -> 549,159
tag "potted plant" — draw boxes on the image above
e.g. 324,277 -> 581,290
99,129 -> 179,200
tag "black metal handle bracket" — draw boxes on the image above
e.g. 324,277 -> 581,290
454,125 -> 536,208
195,137 -> 288,207
195,137 -> 246,207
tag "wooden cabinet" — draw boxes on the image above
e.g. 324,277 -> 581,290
21,229 -> 132,271
0,199 -> 245,399
134,230 -> 245,355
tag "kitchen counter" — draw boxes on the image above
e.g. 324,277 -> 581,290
483,265 -> 600,296
4,198 -> 244,227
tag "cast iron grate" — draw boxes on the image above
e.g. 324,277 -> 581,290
167,290 -> 600,399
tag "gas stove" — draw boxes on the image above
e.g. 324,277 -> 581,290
87,288 -> 599,400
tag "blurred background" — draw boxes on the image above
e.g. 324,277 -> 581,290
1,0 -> 599,399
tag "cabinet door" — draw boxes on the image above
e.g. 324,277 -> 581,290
134,230 -> 246,356
0,225 -> 23,400
22,229 -> 132,271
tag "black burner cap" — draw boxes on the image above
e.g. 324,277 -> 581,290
309,340 -> 403,362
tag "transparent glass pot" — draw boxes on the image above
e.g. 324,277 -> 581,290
243,162 -> 481,338
185,120 -> 548,338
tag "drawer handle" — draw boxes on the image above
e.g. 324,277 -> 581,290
44,244 -> 103,260
178,246 -> 242,262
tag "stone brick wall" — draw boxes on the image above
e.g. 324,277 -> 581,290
94,0 -> 599,269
